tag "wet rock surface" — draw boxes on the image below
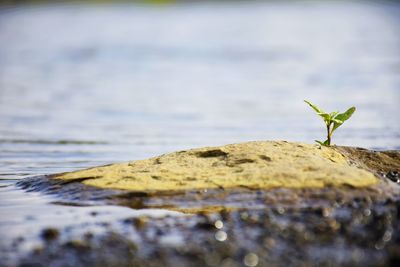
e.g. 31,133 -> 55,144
15,199 -> 400,267
7,144 -> 400,266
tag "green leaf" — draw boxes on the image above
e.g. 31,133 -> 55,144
331,118 -> 343,124
304,100 -> 332,123
315,140 -> 329,146
332,106 -> 356,132
329,111 -> 339,118
334,106 -> 356,122
317,112 -> 330,122
305,100 -> 355,146
304,100 -> 325,114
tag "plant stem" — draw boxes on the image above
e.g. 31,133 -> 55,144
326,124 -> 332,146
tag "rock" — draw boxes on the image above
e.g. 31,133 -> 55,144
40,228 -> 59,241
13,141 -> 400,267
54,141 -> 378,191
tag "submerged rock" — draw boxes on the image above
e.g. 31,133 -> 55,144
55,141 -> 378,191
11,142 -> 400,267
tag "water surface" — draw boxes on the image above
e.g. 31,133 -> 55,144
0,1 -> 399,264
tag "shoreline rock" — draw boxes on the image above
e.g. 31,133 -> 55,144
54,141 -> 381,192
10,141 -> 400,267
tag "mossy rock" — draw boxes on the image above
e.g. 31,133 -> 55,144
55,141 -> 381,192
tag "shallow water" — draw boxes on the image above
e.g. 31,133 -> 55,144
0,0 -> 399,264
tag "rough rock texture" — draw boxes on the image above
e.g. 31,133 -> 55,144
335,146 -> 400,179
55,141 -> 377,191
10,142 -> 400,267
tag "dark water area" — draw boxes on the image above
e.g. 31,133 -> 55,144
0,1 -> 399,266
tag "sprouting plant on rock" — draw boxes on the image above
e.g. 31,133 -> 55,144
304,100 -> 355,146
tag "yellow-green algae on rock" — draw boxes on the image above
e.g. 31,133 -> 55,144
55,141 -> 378,191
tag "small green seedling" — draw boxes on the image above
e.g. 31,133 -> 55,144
304,100 -> 355,146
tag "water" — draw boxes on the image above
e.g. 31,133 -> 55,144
0,0 -> 399,264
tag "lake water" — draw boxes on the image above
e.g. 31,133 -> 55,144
0,1 -> 399,264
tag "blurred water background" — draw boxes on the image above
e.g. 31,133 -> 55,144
0,0 -> 399,263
